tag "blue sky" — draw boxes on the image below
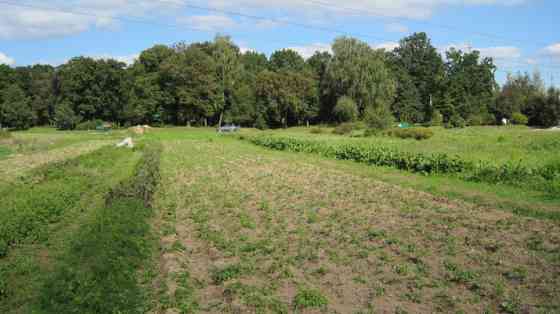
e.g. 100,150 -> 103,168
0,0 -> 559,86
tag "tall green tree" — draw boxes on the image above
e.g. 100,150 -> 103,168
213,35 -> 241,127
392,32 -> 444,121
269,49 -> 306,72
0,84 -> 33,130
443,48 -> 496,121
325,37 -> 396,118
160,46 -> 220,125
55,57 -> 128,123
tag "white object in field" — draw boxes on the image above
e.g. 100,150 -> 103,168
116,137 -> 134,148
502,118 -> 508,126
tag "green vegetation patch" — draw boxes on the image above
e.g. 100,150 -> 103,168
0,146 -> 139,257
0,146 -> 11,159
293,287 -> 328,309
39,144 -> 162,313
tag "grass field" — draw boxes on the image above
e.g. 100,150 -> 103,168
0,127 -> 559,313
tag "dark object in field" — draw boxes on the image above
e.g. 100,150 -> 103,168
217,125 -> 240,133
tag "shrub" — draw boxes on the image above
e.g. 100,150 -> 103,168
54,101 -> 82,130
511,112 -> 528,125
385,128 -> 434,140
333,96 -> 358,122
364,128 -> 380,137
75,119 -> 103,131
467,112 -> 494,126
447,114 -> 466,128
365,106 -> 394,130
309,127 -> 324,134
254,114 -> 268,130
430,110 -> 444,126
332,123 -> 353,135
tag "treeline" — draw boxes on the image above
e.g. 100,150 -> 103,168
0,32 -> 559,130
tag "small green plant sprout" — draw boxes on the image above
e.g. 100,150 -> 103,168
293,287 -> 328,309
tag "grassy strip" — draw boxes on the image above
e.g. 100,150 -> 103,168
0,146 -> 141,312
0,146 -> 10,159
243,134 -> 560,196
0,146 -> 139,257
39,143 -> 162,314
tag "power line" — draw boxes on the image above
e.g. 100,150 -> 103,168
148,0 -> 560,69
300,0 -> 554,49
2,0 -> 560,72
0,0 -> 218,34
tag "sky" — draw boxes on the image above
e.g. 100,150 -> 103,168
0,0 -> 559,86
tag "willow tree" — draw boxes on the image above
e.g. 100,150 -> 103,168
325,37 -> 396,118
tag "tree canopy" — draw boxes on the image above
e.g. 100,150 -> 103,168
0,33 -> 557,130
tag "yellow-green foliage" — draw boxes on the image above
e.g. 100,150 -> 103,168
385,127 -> 434,140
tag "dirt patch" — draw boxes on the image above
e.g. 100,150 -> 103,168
153,139 -> 560,313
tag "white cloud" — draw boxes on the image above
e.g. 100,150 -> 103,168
178,15 -> 237,31
0,0 -> 184,39
371,42 -> 399,51
288,43 -> 331,59
441,43 -> 524,68
0,52 -> 15,66
93,53 -> 139,65
0,0 -> 531,39
543,43 -> 560,59
385,23 -> 409,33
478,46 -> 521,60
199,0 -> 529,20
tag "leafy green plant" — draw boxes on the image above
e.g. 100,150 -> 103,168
293,287 -> 328,309
511,112 -> 528,125
211,264 -> 247,284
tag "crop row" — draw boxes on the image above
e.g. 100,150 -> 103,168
243,135 -> 559,194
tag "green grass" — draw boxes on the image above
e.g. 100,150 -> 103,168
0,146 -> 11,159
1,127 -> 559,314
38,143 -> 161,314
0,146 -> 141,257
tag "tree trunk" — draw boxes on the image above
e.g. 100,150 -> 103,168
306,120 -> 310,128
218,111 -> 224,128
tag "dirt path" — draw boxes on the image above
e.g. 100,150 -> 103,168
153,138 -> 560,313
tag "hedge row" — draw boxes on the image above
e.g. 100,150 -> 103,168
243,135 -> 560,194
